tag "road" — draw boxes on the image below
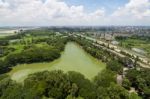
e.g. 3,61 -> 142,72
75,34 -> 150,68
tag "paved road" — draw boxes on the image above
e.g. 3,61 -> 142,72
75,34 -> 150,68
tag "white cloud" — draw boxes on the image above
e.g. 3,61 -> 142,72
111,0 -> 150,25
0,0 -> 9,8
0,0 -> 105,26
0,0 -> 150,26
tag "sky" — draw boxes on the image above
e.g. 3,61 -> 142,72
0,0 -> 150,26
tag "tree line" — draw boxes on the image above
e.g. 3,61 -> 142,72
0,70 -> 139,99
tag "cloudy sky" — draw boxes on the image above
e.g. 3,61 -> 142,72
0,0 -> 150,26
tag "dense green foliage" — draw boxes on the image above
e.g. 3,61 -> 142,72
0,46 -> 15,57
106,60 -> 123,74
122,78 -> 131,90
0,30 -> 68,74
0,40 -> 9,46
0,70 -> 134,99
126,68 -> 150,98
0,29 -> 149,99
6,47 -> 60,66
0,60 -> 11,74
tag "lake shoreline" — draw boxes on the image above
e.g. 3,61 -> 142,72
8,42 -> 106,83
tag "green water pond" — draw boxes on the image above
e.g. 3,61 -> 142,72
8,42 -> 106,82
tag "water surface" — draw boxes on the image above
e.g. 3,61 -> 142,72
8,42 -> 106,82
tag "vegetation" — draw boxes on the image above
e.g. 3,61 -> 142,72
70,36 -> 118,63
70,36 -> 129,73
125,68 -> 150,98
8,42 -> 106,82
0,70 -> 135,99
116,35 -> 150,57
0,29 -> 149,99
0,40 -> 9,46
5,47 -> 60,66
0,29 -> 67,74
106,60 -> 123,74
0,46 -> 15,57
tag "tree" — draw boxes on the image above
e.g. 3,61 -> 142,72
126,68 -> 150,98
129,92 -> 141,99
0,60 -> 11,74
122,78 -> 131,90
107,83 -> 129,99
94,70 -> 116,87
68,71 -> 96,99
107,60 -> 123,74
0,40 -> 9,46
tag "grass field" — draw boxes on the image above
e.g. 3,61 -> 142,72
119,38 -> 150,57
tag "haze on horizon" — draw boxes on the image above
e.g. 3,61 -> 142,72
0,0 -> 150,26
